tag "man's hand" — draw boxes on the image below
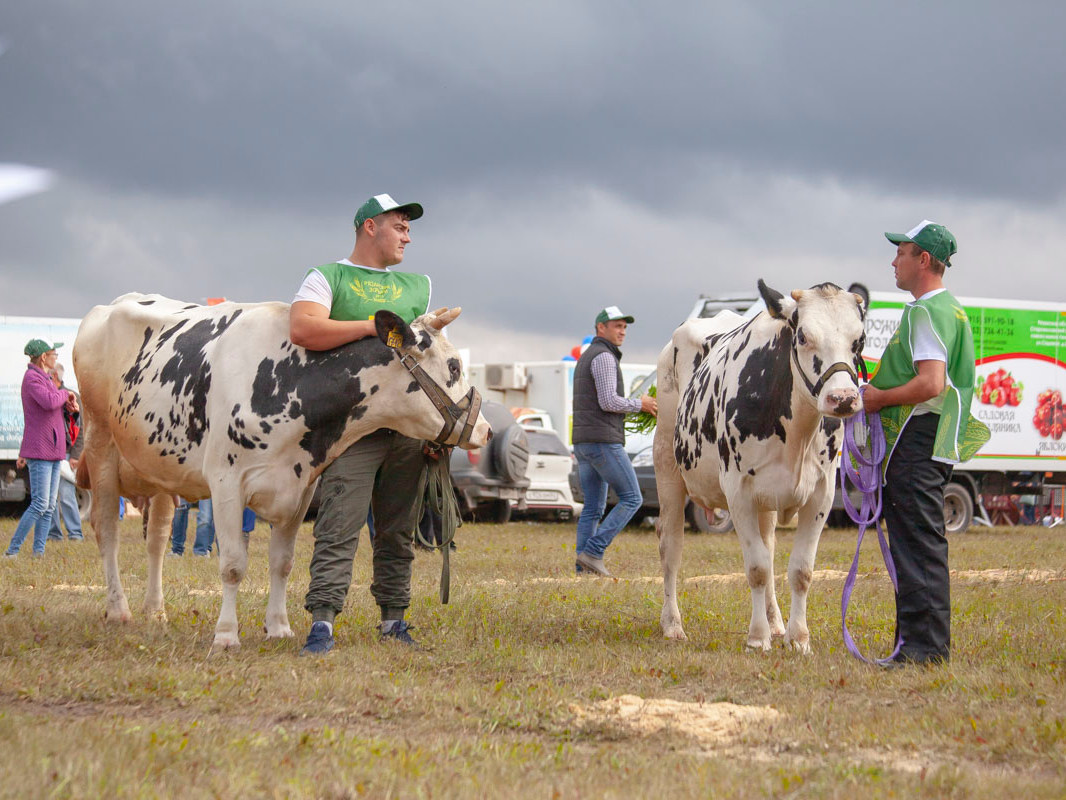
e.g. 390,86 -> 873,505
640,393 -> 658,417
65,391 -> 79,413
69,457 -> 79,470
16,457 -> 26,469
861,385 -> 886,414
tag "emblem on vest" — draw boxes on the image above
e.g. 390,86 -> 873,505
349,278 -> 403,303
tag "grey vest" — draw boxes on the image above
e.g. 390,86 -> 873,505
572,337 -> 626,445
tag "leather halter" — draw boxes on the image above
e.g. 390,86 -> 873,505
396,351 -> 482,446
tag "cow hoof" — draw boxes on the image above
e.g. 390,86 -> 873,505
745,637 -> 772,652
264,625 -> 294,640
105,607 -> 133,624
662,625 -> 687,641
148,609 -> 168,623
211,632 -> 241,651
785,636 -> 811,654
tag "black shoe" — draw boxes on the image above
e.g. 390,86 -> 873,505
299,621 -> 334,656
378,620 -> 419,648
880,651 -> 948,669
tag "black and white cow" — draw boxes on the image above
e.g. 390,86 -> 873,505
654,280 -> 865,652
73,293 -> 491,649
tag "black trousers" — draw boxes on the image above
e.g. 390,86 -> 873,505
882,413 -> 953,661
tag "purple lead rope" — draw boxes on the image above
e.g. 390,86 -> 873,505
839,391 -> 903,664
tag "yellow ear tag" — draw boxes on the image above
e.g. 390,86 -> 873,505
387,329 -> 404,349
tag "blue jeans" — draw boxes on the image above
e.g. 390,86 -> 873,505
574,442 -> 642,559
47,477 -> 83,540
6,459 -> 62,556
171,499 -> 191,554
192,498 -> 215,555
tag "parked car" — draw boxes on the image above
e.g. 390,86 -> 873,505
450,400 -> 530,523
511,427 -> 582,522
569,446 -> 733,532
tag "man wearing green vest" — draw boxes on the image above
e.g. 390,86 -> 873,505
862,219 -> 980,667
290,193 -> 431,653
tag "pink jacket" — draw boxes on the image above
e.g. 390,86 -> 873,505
19,363 -> 69,461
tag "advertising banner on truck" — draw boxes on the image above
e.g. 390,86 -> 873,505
863,293 -> 1066,472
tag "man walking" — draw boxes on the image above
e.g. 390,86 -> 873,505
571,306 -> 657,576
290,194 -> 430,653
862,220 -> 986,667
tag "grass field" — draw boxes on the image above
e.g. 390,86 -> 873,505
1,514 -> 1064,799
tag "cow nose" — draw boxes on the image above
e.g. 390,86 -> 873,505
829,391 -> 859,416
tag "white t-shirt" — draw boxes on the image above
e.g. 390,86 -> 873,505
292,259 -> 433,309
908,288 -> 948,414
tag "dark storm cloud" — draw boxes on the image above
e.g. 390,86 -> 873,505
2,0 -> 1065,356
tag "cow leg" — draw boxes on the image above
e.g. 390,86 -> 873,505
759,511 -> 786,638
785,487 -> 833,654
211,497 -> 248,650
144,494 -> 176,621
264,517 -> 300,639
87,439 -> 132,623
656,473 -> 689,641
732,504 -> 775,651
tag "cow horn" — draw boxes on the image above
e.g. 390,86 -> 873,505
790,290 -> 804,301
428,307 -> 462,329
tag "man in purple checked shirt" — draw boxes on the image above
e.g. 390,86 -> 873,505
571,307 -> 657,577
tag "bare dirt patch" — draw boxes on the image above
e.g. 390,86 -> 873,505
570,694 -> 781,747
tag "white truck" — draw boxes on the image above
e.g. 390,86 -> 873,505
1,315 -> 84,504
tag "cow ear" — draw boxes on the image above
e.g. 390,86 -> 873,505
758,279 -> 797,321
427,307 -> 462,331
374,310 -> 417,350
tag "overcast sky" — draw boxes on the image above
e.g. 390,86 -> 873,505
3,1 -> 1065,364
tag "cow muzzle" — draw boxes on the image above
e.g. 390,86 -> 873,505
791,347 -> 867,419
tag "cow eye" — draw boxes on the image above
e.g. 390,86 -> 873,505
796,329 -> 807,346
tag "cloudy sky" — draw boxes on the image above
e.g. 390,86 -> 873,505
3,1 -> 1065,364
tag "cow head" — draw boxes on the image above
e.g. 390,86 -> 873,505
758,279 -> 865,418
373,307 -> 492,448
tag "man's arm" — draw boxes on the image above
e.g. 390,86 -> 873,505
289,301 -> 377,352
862,360 -> 946,414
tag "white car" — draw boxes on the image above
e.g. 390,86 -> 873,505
512,427 -> 583,521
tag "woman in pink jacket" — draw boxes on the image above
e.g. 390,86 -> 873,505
5,339 -> 78,558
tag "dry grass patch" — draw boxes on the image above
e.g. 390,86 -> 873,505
0,515 -> 1064,798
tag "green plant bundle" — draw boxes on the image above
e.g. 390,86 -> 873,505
624,384 -> 657,434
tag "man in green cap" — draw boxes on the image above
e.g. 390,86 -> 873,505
862,219 -> 983,667
290,193 -> 429,653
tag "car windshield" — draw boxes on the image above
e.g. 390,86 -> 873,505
525,430 -> 570,456
629,371 -> 656,398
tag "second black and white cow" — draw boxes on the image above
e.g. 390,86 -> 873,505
73,293 -> 491,649
654,280 -> 865,652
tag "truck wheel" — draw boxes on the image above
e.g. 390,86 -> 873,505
943,482 -> 973,534
686,502 -> 733,533
493,425 -> 530,484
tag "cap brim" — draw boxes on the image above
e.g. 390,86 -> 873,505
885,232 -> 912,245
395,202 -> 423,221
610,315 -> 635,323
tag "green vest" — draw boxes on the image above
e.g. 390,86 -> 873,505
311,261 -> 431,324
871,290 -> 990,470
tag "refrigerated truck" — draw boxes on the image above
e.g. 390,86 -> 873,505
1,315 -> 84,503
862,290 -> 1066,530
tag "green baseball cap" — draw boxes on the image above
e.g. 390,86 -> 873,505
24,338 -> 62,358
354,193 -> 424,228
885,219 -> 957,266
595,305 -> 635,325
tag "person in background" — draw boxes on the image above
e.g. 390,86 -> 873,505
571,307 -> 657,577
191,498 -> 216,556
5,339 -> 78,558
46,364 -> 84,542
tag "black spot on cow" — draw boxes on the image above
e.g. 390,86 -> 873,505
811,354 -> 823,375
724,328 -> 793,445
248,335 -> 394,467
417,331 -> 433,352
182,304 -> 197,310
121,327 -> 155,389
748,468 -> 755,475
821,417 -> 841,460
232,403 -> 241,416
228,425 -> 256,450
406,380 -> 420,393
260,421 -> 272,433
138,300 -> 155,305
717,435 -> 731,470
370,385 -> 379,394
293,463 -> 302,478
227,453 -> 235,465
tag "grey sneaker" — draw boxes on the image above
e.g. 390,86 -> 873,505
575,552 -> 611,577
